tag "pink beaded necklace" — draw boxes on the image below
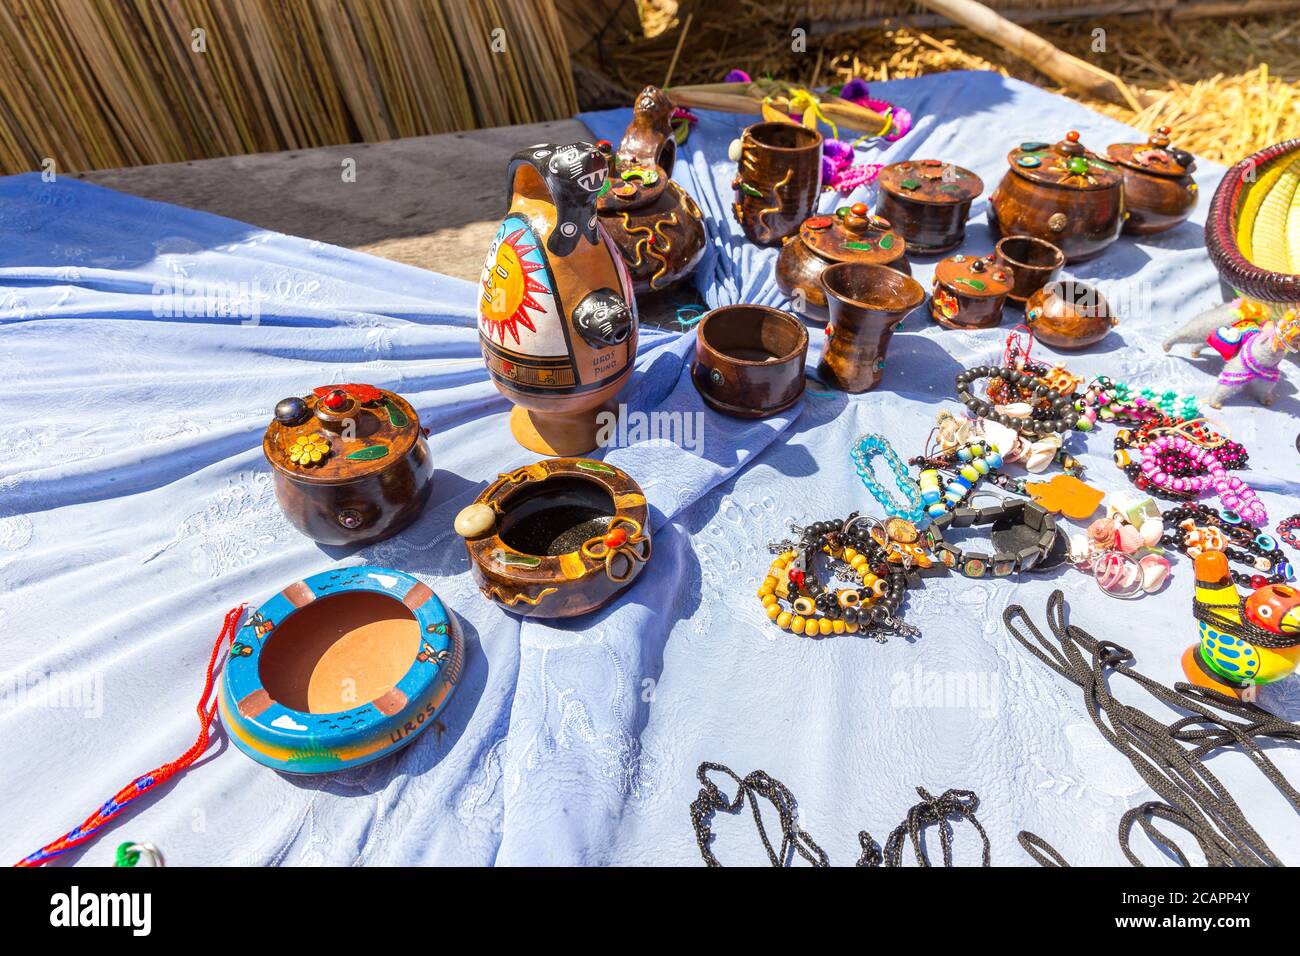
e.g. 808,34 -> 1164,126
1138,433 -> 1267,525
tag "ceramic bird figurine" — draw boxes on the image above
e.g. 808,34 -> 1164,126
1183,550 -> 1300,700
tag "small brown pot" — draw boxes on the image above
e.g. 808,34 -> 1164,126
994,235 -> 1065,305
876,159 -> 984,254
929,253 -> 1013,330
1025,280 -> 1119,350
263,385 -> 433,546
692,305 -> 809,418
988,132 -> 1125,263
819,263 -> 926,393
775,202 -> 909,320
732,122 -> 823,246
457,458 -> 651,618
1107,126 -> 1198,236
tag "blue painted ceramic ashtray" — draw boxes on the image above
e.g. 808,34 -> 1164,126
219,566 -> 463,774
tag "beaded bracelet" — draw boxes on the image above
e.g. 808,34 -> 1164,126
759,517 -> 912,638
923,498 -> 1059,578
1080,376 -> 1199,424
1279,515 -> 1300,551
1133,414 -> 1248,469
916,441 -> 1003,518
1141,433 -> 1267,525
956,366 -> 1079,438
851,433 -> 926,525
1162,504 -> 1295,589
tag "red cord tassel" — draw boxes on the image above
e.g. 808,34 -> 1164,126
16,604 -> 246,867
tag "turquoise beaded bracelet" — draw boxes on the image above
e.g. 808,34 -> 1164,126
851,433 -> 927,525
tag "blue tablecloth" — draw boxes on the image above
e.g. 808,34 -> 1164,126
2,72 -> 1298,866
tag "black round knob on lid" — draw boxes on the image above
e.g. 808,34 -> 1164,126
274,396 -> 309,425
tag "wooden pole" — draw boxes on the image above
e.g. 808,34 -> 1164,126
908,0 -> 1153,111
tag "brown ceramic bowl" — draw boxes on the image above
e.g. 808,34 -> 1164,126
1025,280 -> 1119,350
994,235 -> 1066,306
692,305 -> 809,418
819,263 -> 926,392
732,122 -> 823,246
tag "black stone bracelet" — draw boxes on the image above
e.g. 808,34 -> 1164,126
1160,504 -> 1295,588
955,365 -> 1078,438
923,498 -> 1059,578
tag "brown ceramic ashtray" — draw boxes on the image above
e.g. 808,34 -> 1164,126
994,235 -> 1065,306
1025,280 -> 1119,350
692,305 -> 809,418
930,253 -> 1013,330
876,159 -> 984,254
455,458 -> 651,618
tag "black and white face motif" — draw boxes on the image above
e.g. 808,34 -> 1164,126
509,142 -> 608,258
573,289 -> 632,349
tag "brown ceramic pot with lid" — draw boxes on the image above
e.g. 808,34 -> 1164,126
596,87 -> 707,293
1106,125 -> 1198,236
988,131 -> 1125,263
930,253 -> 1013,330
264,384 -> 433,546
876,159 -> 984,254
775,201 -> 909,320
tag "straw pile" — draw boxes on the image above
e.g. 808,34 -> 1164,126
600,1 -> 1300,164
0,0 -> 578,175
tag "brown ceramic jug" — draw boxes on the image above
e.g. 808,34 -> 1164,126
819,263 -> 925,392
1106,126 -> 1197,236
597,87 -> 707,293
479,142 -> 638,456
989,131 -> 1125,263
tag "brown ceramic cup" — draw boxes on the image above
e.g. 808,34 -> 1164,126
732,122 -> 823,246
1025,280 -> 1119,350
819,263 -> 926,393
692,305 -> 809,418
994,235 -> 1066,306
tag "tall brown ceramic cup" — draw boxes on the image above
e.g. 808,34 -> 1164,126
994,235 -> 1065,306
819,263 -> 925,393
692,305 -> 809,418
732,122 -> 823,246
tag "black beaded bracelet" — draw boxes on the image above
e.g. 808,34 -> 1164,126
1161,504 -> 1295,589
955,365 -> 1078,438
796,518 -> 910,627
923,498 -> 1059,578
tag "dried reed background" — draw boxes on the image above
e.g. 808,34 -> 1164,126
606,1 -> 1300,164
0,0 -> 578,175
